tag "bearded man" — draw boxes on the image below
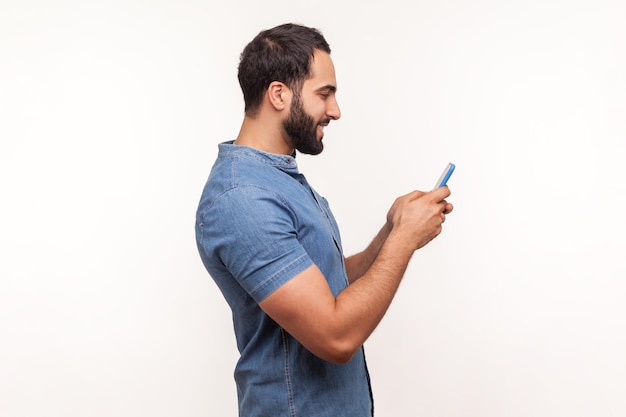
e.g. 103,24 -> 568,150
195,23 -> 453,417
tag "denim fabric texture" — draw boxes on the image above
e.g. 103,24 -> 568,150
196,141 -> 373,416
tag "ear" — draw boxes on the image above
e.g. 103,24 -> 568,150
266,81 -> 290,111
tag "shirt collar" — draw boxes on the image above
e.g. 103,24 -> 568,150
218,140 -> 300,174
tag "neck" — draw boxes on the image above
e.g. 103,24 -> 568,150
235,116 -> 293,155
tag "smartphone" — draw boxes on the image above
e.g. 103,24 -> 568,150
433,162 -> 455,189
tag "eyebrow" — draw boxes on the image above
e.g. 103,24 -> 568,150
316,84 -> 337,93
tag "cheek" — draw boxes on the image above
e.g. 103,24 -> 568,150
301,98 -> 325,119
310,103 -> 326,120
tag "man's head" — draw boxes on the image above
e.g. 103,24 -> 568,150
238,23 -> 331,116
237,24 -> 340,155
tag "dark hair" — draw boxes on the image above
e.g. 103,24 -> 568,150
237,23 -> 331,115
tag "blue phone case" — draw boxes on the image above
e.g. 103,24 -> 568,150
434,163 -> 455,189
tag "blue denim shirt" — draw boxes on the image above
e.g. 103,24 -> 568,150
196,141 -> 373,416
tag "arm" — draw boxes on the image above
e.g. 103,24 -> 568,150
344,222 -> 391,283
344,186 -> 452,282
259,186 -> 453,364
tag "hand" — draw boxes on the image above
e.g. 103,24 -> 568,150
386,190 -> 425,227
386,186 -> 453,251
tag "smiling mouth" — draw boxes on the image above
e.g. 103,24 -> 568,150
318,119 -> 331,128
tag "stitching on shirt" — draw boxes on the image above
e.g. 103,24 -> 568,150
200,182 -> 295,221
220,146 -> 297,168
249,253 -> 310,298
231,155 -> 238,188
281,328 -> 297,417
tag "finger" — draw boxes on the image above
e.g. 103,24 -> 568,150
406,189 -> 426,200
429,185 -> 451,202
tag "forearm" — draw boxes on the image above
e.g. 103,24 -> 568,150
344,222 -> 392,283
331,231 -> 415,361
331,190 -> 450,360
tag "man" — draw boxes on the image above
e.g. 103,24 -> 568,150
195,23 -> 453,416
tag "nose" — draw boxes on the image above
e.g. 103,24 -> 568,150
327,96 -> 341,120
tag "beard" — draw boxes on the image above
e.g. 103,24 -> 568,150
283,93 -> 326,155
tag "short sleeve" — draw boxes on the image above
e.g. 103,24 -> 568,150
201,185 -> 314,303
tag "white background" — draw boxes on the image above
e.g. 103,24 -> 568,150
1,1 -> 625,416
